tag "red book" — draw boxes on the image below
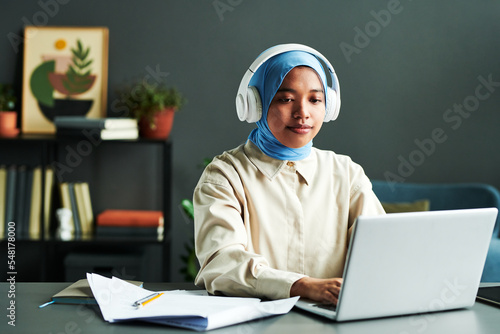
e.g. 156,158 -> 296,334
97,210 -> 163,227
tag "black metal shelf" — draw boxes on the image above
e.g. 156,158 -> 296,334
0,134 -> 172,282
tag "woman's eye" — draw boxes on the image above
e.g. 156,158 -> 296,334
279,98 -> 292,103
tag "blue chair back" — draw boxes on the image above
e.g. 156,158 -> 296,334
371,181 -> 500,237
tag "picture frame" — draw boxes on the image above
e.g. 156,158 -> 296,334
22,26 -> 109,134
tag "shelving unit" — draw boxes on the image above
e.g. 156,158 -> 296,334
0,134 -> 171,282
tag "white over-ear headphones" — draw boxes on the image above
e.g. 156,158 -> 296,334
236,43 -> 341,123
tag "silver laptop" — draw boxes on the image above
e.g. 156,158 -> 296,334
295,208 -> 498,322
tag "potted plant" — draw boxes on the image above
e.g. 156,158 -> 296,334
118,81 -> 186,139
180,199 -> 199,282
179,158 -> 210,282
0,84 -> 19,137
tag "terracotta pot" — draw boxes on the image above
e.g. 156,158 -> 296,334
139,107 -> 176,139
0,111 -> 17,129
0,111 -> 19,137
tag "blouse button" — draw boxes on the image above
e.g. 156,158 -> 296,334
287,161 -> 295,167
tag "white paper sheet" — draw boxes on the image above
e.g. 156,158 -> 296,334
86,273 -> 298,331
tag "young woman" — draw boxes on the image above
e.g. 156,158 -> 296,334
193,44 -> 385,305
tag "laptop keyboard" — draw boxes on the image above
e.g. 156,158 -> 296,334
313,303 -> 337,312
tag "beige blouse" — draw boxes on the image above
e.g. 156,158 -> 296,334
194,140 -> 385,300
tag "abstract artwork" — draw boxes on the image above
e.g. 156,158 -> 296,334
22,26 -> 108,133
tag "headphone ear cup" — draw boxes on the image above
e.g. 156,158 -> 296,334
246,86 -> 262,123
236,92 -> 248,122
324,87 -> 339,122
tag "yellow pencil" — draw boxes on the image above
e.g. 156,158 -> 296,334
133,292 -> 164,308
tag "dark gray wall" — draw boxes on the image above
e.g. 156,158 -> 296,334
2,0 -> 500,281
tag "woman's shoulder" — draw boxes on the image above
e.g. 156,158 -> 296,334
197,144 -> 248,186
209,143 -> 247,168
312,147 -> 372,196
312,147 -> 369,181
312,147 -> 360,167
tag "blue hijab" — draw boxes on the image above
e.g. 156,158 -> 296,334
247,51 -> 328,161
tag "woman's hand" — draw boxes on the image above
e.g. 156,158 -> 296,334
290,277 -> 343,305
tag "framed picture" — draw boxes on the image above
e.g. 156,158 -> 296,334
22,26 -> 109,133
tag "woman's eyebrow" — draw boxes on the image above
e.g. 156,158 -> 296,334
310,88 -> 324,93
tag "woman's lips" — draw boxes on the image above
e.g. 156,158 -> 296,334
288,125 -> 312,134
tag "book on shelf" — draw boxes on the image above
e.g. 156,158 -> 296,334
67,183 -> 81,237
58,182 -> 94,239
1,165 -> 55,240
95,226 -> 160,238
44,167 -> 54,238
58,182 -> 75,236
15,166 -> 30,239
56,127 -> 139,140
14,166 -> 25,237
96,210 -> 163,239
0,166 -> 6,238
4,165 -> 16,234
55,116 -> 139,141
24,168 -> 34,238
97,210 -> 163,227
54,116 -> 138,130
73,182 -> 94,237
28,167 -> 42,239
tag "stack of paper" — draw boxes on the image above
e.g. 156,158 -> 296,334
87,273 -> 298,331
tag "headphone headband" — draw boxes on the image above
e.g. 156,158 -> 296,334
236,43 -> 341,123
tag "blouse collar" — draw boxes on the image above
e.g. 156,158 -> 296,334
244,140 -> 316,185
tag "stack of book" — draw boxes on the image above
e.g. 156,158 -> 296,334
96,210 -> 163,239
58,182 -> 94,239
54,116 -> 139,140
0,165 -> 54,240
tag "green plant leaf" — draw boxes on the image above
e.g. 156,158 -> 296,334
0,84 -> 17,110
67,66 -> 78,77
71,47 -> 82,60
30,60 -> 55,107
181,199 -> 194,219
116,80 -> 186,120
63,40 -> 95,96
82,47 -> 90,60
81,59 -> 93,69
77,69 -> 90,78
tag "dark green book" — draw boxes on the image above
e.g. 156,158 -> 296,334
39,278 -> 143,307
477,286 -> 500,308
14,166 -> 26,237
5,166 -> 17,228
68,183 -> 81,238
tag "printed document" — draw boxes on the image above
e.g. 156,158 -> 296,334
87,273 -> 298,331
